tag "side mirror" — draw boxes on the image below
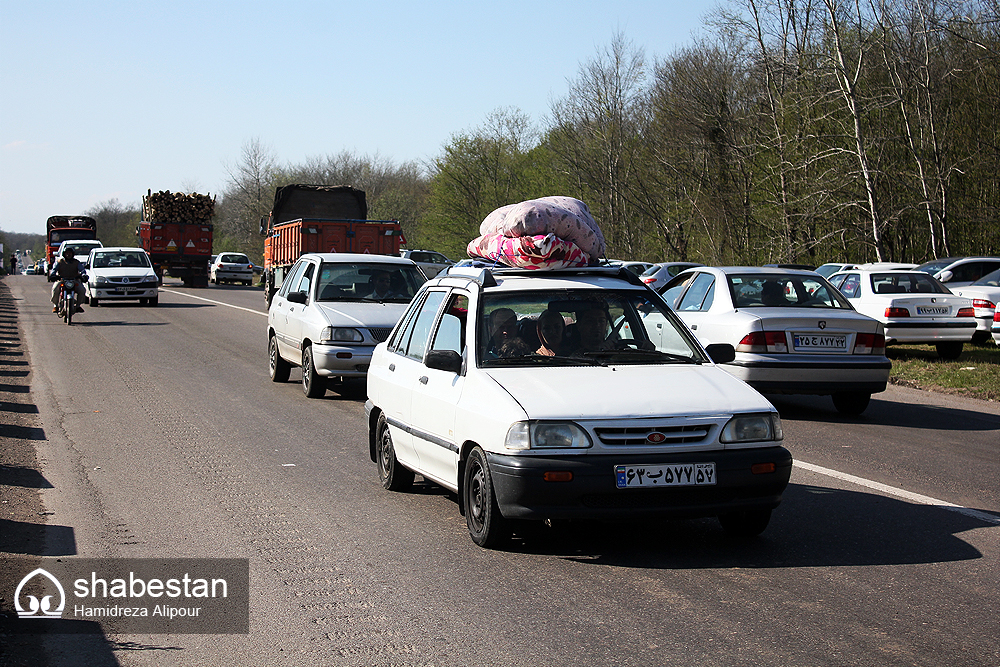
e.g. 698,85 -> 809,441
705,343 -> 736,364
424,349 -> 463,374
937,269 -> 954,283
287,291 -> 308,304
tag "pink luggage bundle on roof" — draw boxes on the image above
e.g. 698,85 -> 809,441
467,196 -> 606,269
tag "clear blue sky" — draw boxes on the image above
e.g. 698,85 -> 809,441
1,0 -> 711,235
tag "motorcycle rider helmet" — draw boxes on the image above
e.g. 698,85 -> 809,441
62,247 -> 75,259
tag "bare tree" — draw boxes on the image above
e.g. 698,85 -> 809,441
219,138 -> 278,252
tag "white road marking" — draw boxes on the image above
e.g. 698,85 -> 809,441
159,288 -> 267,316
796,460 -> 1000,525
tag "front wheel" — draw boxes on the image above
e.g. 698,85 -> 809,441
832,392 -> 871,416
719,508 -> 772,539
301,346 -> 326,398
936,341 -> 963,360
64,294 -> 73,325
463,447 -> 509,548
269,335 -> 291,383
376,414 -> 414,491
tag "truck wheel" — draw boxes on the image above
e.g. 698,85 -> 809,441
301,346 -> 326,398
269,335 -> 291,383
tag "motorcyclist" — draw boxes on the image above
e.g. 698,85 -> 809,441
50,247 -> 86,313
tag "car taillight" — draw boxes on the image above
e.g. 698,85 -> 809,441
994,310 -> 1000,323
736,331 -> 787,353
641,276 -> 655,284
885,307 -> 910,318
972,299 -> 995,310
957,307 -> 975,317
853,332 -> 886,355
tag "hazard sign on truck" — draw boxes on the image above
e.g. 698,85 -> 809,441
260,184 -> 405,305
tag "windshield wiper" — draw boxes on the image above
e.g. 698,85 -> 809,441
485,355 -> 607,367
581,349 -> 700,364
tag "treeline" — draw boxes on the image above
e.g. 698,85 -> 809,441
37,0 -> 1000,267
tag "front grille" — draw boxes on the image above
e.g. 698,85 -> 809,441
368,327 -> 393,342
594,424 -> 710,446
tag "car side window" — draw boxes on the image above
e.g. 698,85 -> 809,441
296,262 -> 315,297
279,261 -> 308,297
677,273 -> 715,311
431,293 -> 469,354
402,291 -> 447,361
388,293 -> 427,354
838,273 -> 861,298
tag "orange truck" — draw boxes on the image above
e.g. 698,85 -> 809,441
260,184 -> 405,305
137,190 -> 214,287
46,216 -> 98,268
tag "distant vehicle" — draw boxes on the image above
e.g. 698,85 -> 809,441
53,240 -> 104,277
639,262 -> 704,291
46,215 -> 97,270
399,249 -> 454,279
914,256 -> 1000,289
953,268 -> 1000,343
858,262 -> 918,271
22,267 -> 35,275
815,263 -> 859,278
605,260 -> 656,276
267,252 -> 426,398
661,267 -> 890,415
763,263 -> 816,271
84,247 -> 159,307
992,304 -> 1000,346
828,268 -> 976,359
138,189 -> 215,287
210,253 -> 254,285
366,263 -> 791,548
261,184 -> 405,306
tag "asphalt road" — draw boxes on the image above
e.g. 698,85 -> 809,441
5,274 -> 999,666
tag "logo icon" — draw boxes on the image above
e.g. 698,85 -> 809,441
15,568 -> 66,619
818,321 -> 827,329
646,432 -> 667,444
122,277 -> 130,284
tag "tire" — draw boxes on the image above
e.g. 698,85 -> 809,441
376,414 -> 414,491
832,392 -> 871,416
463,447 -> 509,548
719,508 -> 772,539
64,295 -> 73,325
936,342 -> 963,360
90,297 -> 99,307
301,346 -> 326,398
268,335 -> 291,383
150,297 -> 159,306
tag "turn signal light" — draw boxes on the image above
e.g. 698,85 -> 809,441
853,332 -> 886,355
543,471 -> 573,482
751,463 -> 776,475
957,307 -> 975,318
885,307 -> 910,318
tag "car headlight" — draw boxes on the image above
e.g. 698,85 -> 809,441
95,276 -> 109,285
720,413 -> 783,443
321,327 -> 363,343
504,421 -> 592,450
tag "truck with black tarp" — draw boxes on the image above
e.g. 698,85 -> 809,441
46,216 -> 97,268
260,184 -> 405,305
138,190 -> 215,287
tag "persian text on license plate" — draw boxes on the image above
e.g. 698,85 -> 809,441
615,463 -> 716,488
793,333 -> 847,350
916,306 -> 949,315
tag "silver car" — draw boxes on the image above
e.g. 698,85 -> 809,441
267,253 -> 426,398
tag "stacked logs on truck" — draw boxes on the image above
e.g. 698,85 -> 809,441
142,189 -> 216,224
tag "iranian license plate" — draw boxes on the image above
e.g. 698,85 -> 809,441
917,306 -> 949,315
793,333 -> 847,350
615,463 -> 716,488
121,286 -> 138,292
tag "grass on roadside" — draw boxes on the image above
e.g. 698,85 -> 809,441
887,339 -> 1000,402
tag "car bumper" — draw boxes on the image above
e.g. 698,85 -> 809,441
215,270 -> 253,281
883,320 -> 976,343
90,287 -> 158,300
310,343 -> 375,377
724,355 -> 891,395
487,446 -> 792,521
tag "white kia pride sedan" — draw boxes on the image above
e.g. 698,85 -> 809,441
267,253 -> 426,398
366,263 -> 792,548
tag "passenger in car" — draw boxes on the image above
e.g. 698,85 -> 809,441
535,309 -> 566,356
761,281 -> 786,306
571,304 -> 613,353
488,308 -> 518,351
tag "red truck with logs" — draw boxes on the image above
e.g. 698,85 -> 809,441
260,184 -> 405,305
138,190 -> 215,287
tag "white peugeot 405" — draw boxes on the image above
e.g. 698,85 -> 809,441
366,264 -> 792,548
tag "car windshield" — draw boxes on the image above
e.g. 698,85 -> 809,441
478,288 -> 706,367
64,243 -> 101,256
728,273 -> 851,308
815,264 -> 846,278
50,231 -> 95,244
870,272 -> 949,294
970,268 -> 1000,287
315,262 -> 425,303
91,251 -> 150,269
915,259 -> 953,274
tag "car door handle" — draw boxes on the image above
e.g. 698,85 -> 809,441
418,376 -> 428,385
388,363 -> 395,372
690,324 -> 698,330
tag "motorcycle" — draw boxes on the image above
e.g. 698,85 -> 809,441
55,277 -> 84,325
